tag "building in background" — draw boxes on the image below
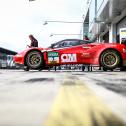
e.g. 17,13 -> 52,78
0,47 -> 17,69
83,0 -> 126,43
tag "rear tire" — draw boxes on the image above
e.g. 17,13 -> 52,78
100,50 -> 121,70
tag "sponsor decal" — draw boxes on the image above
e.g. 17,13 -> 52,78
82,53 -> 90,57
48,52 -> 59,64
61,54 -> 77,62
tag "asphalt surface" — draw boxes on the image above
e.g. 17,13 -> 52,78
0,69 -> 126,126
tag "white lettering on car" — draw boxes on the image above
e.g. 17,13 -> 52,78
61,54 -> 77,62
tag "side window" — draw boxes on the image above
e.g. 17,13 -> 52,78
71,41 -> 80,46
63,41 -> 71,47
80,40 -> 87,44
59,41 -> 71,47
52,40 -> 83,48
52,41 -> 64,48
58,42 -> 65,47
62,40 -> 80,47
69,40 -> 80,46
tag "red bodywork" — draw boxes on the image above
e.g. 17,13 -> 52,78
13,43 -> 126,67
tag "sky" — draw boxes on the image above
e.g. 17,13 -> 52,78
0,0 -> 85,52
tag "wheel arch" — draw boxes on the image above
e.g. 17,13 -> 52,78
99,48 -> 123,67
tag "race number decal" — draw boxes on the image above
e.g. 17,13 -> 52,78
48,52 -> 59,64
61,54 -> 77,62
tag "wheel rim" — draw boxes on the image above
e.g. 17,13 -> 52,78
102,52 -> 118,67
27,51 -> 42,68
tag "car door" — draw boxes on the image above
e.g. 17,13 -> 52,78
53,40 -> 86,64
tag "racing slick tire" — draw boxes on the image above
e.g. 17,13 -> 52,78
25,50 -> 44,70
100,49 -> 121,70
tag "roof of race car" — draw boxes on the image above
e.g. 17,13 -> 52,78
54,38 -> 92,43
48,39 -> 94,48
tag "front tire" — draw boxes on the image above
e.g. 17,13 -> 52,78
100,50 -> 121,70
25,50 -> 44,70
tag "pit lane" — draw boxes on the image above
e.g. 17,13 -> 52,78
0,70 -> 126,126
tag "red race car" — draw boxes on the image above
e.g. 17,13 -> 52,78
13,39 -> 126,71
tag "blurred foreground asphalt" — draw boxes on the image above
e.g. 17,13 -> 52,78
0,69 -> 126,126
